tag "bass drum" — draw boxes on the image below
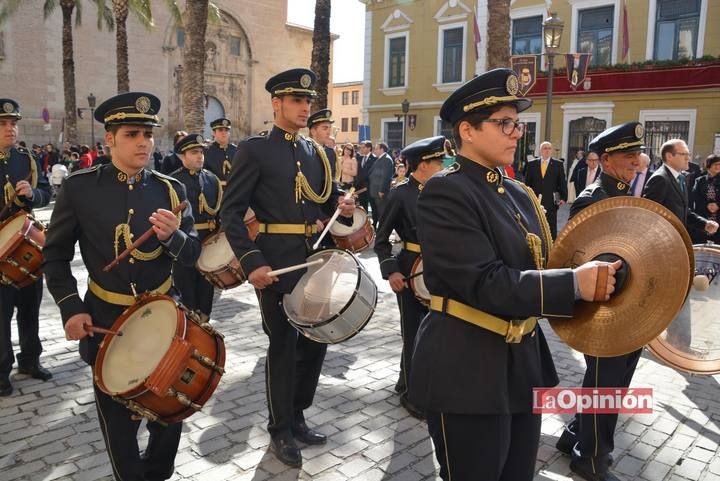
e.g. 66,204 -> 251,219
647,243 -> 720,374
283,248 -> 377,344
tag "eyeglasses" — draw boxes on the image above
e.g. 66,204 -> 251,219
479,118 -> 526,136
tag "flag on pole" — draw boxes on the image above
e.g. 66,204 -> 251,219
621,0 -> 630,62
472,7 -> 482,61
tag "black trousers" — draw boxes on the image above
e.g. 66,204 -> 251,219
426,411 -> 541,481
396,287 -> 428,398
563,349 -> 642,471
257,289 -> 327,438
173,263 -> 214,317
0,279 -> 43,376
544,206 -> 558,239
369,196 -> 384,230
94,385 -> 182,481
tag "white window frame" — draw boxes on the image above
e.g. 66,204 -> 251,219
569,0 -> 620,66
645,0 -> 708,60
560,102 -> 615,161
381,117 -> 405,146
639,109 -> 697,155
518,111 -> 542,157
383,31 -> 410,95
509,6 -> 547,67
435,21 -> 467,90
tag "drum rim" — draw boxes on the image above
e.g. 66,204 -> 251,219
0,213 -> 32,259
283,248 -> 367,330
298,286 -> 377,344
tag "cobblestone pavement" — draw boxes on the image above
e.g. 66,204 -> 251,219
1,205 -> 719,481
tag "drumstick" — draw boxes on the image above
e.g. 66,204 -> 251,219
266,258 -> 324,277
312,188 -> 355,250
404,270 -> 424,282
352,187 -> 367,197
102,201 -> 188,272
85,325 -> 123,337
0,173 -> 32,220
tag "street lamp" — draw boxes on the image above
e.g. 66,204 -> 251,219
401,99 -> 410,148
542,12 -> 564,142
87,93 -> 96,147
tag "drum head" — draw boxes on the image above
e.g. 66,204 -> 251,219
0,214 -> 26,248
198,231 -> 235,271
244,207 -> 256,222
283,249 -> 360,326
647,244 -> 720,374
100,298 -> 179,393
329,209 -> 367,236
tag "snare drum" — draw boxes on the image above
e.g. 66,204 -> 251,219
408,256 -> 430,305
0,211 -> 45,288
329,207 -> 375,253
283,248 -> 377,344
244,207 -> 259,242
197,230 -> 244,289
94,294 -> 225,424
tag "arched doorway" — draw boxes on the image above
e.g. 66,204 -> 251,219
567,116 -> 607,161
204,95 -> 225,139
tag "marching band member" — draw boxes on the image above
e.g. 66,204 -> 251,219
43,92 -> 200,481
408,69 -> 619,481
204,117 -> 237,188
220,68 -> 354,468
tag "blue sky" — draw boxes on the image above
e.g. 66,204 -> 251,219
287,0 -> 365,83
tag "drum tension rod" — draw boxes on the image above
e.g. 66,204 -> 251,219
191,350 -> 225,375
168,387 -> 202,410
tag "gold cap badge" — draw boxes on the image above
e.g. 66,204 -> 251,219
3,102 -> 14,113
135,96 -> 151,114
505,74 -> 519,96
635,124 -> 644,139
300,74 -> 312,88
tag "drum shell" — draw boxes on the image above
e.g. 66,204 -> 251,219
409,256 -> 430,305
330,207 -> 375,253
0,212 -> 45,288
197,230 -> 245,290
94,295 -> 225,424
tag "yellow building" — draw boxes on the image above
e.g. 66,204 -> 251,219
329,81 -> 363,144
362,0 -> 719,166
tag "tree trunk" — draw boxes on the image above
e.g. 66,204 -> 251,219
310,0 -> 331,112
113,0 -> 130,93
60,2 -> 78,144
182,0 -> 209,133
486,0 -> 511,70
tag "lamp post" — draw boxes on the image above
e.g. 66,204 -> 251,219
87,93 -> 96,148
401,98 -> 410,148
542,13 -> 564,142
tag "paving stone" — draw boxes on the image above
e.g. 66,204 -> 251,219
640,460 -> 672,481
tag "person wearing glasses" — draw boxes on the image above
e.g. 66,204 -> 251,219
523,140 -> 567,238
408,68 -> 620,481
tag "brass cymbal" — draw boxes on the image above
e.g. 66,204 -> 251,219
547,197 -> 690,357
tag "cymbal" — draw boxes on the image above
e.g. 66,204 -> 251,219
547,197 -> 690,357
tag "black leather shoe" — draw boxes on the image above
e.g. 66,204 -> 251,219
394,377 -> 406,394
0,378 -> 12,397
570,458 -> 621,481
269,434 -> 302,468
400,396 -> 425,420
17,364 -> 52,381
291,421 -> 327,445
558,432 -> 613,466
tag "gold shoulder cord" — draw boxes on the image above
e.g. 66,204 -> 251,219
199,174 -> 223,215
294,138 -> 332,204
3,153 -> 38,207
516,182 -> 553,269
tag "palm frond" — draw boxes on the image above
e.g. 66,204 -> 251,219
42,0 -> 58,20
207,1 -> 222,25
130,0 -> 155,29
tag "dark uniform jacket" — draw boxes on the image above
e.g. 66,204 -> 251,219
0,147 -> 51,220
691,173 -> 720,219
571,171 -> 631,217
374,176 -> 422,278
42,164 -> 200,364
409,156 -> 575,414
170,167 -> 222,242
204,142 -> 237,186
220,126 -> 346,294
642,164 -> 707,230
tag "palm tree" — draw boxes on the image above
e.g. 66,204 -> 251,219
0,0 -> 113,144
108,0 -> 154,93
486,0 -> 511,69
310,0 -> 331,112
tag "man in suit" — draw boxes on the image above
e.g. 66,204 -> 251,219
355,140 -> 375,212
630,153 -> 652,197
523,141 -> 567,238
369,142 -> 395,230
573,151 -> 601,194
643,139 -> 718,235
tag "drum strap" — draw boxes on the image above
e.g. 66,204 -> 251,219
88,276 -> 172,306
429,295 -> 537,344
257,223 -> 318,237
402,241 -> 421,253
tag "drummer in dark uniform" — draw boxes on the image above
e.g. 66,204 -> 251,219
407,69 -> 620,481
0,99 -> 52,397
373,135 -> 445,419
556,122 -> 646,481
307,108 -> 338,177
42,92 -> 201,481
204,117 -> 236,188
170,133 -> 222,319
220,68 -> 354,468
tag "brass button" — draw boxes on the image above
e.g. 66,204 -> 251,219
128,185 -> 134,191
128,209 -> 134,215
497,187 -> 505,194
129,258 -> 135,264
